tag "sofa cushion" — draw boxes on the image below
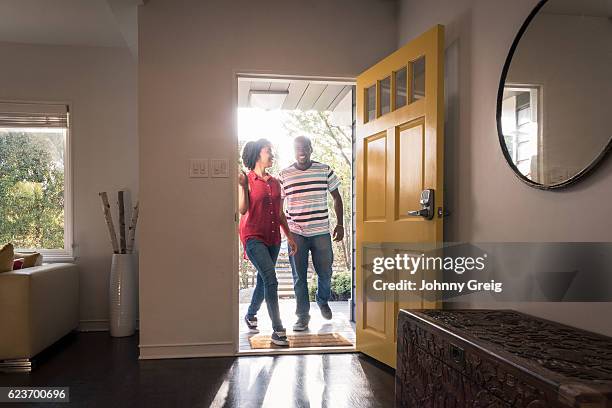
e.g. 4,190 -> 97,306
14,252 -> 43,268
0,243 -> 14,273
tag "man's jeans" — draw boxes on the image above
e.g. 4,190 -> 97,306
245,239 -> 283,331
289,233 -> 333,320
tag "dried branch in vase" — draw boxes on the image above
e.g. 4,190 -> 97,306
99,192 -> 119,254
126,201 -> 139,254
118,191 -> 127,254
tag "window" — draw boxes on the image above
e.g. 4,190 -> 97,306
0,102 -> 72,260
501,86 -> 541,182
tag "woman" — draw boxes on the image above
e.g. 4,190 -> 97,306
239,139 -> 297,346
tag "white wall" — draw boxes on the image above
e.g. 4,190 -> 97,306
399,0 -> 612,336
138,0 -> 397,358
0,42 -> 138,330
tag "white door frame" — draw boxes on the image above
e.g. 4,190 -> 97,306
232,72 -> 356,355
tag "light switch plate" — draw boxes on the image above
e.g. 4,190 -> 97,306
189,159 -> 209,178
211,159 -> 229,178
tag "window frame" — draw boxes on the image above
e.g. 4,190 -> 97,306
501,85 -> 543,183
0,100 -> 74,262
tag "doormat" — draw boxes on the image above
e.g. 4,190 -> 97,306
248,333 -> 353,349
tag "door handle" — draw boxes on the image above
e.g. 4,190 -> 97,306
407,189 -> 434,220
407,209 -> 430,217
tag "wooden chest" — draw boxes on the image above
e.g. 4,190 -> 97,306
396,310 -> 612,407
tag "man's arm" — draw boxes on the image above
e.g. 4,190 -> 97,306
330,188 -> 344,242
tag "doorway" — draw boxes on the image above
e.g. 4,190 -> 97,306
235,75 -> 356,354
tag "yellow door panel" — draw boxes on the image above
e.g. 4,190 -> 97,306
364,133 -> 387,222
395,119 -> 425,220
355,24 -> 445,368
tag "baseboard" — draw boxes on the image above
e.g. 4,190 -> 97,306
138,341 -> 234,359
79,319 -> 140,332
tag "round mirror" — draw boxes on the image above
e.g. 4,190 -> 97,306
497,0 -> 612,189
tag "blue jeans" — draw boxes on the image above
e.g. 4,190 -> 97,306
289,233 -> 333,320
245,239 -> 283,331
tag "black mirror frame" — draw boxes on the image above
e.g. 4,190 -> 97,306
496,0 -> 612,190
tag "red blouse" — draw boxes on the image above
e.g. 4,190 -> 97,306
239,171 -> 282,248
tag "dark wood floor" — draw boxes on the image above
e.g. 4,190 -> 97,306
0,332 -> 395,407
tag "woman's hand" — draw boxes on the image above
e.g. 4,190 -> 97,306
287,236 -> 298,256
238,170 -> 248,188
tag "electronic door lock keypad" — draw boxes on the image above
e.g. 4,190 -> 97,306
407,189 -> 435,220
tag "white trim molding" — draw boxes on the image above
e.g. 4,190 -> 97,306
138,341 -> 234,360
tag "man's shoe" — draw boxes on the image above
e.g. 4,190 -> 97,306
271,330 -> 289,346
293,317 -> 310,332
244,315 -> 259,333
319,303 -> 332,320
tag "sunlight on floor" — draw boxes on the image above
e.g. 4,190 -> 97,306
239,300 -> 355,352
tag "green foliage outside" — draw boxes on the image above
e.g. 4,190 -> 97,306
0,130 -> 65,249
309,271 -> 352,302
239,241 -> 256,290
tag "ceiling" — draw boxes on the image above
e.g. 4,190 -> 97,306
238,78 -> 352,112
0,0 -> 140,55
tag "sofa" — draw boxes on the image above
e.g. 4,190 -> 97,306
0,263 -> 79,371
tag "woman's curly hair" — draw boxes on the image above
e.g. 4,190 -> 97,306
241,138 -> 271,170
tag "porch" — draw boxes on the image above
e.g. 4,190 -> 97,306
239,299 -> 355,352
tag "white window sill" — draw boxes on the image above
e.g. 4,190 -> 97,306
43,256 -> 77,264
15,249 -> 75,264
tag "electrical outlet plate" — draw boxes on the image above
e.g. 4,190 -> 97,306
189,159 -> 209,178
211,159 -> 229,178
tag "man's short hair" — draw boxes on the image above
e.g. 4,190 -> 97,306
294,136 -> 312,150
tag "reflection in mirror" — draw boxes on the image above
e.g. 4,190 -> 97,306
499,0 -> 612,188
502,86 -> 540,181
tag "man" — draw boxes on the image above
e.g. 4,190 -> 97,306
279,136 -> 344,331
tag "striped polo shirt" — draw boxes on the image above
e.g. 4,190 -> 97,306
279,161 -> 341,237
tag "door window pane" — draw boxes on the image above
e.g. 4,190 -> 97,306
411,56 -> 425,101
365,85 -> 376,122
394,67 -> 407,109
380,77 -> 391,115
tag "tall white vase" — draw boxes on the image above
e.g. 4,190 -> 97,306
109,253 -> 138,337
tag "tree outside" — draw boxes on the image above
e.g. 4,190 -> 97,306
0,129 -> 66,250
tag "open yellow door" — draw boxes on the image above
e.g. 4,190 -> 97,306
355,25 -> 445,368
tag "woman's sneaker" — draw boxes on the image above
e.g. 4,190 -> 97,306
271,330 -> 289,346
244,315 -> 259,333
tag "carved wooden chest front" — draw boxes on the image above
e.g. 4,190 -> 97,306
396,309 -> 612,407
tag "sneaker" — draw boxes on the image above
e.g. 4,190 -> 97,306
319,303 -> 332,320
271,330 -> 289,346
244,315 -> 259,333
293,317 -> 310,332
